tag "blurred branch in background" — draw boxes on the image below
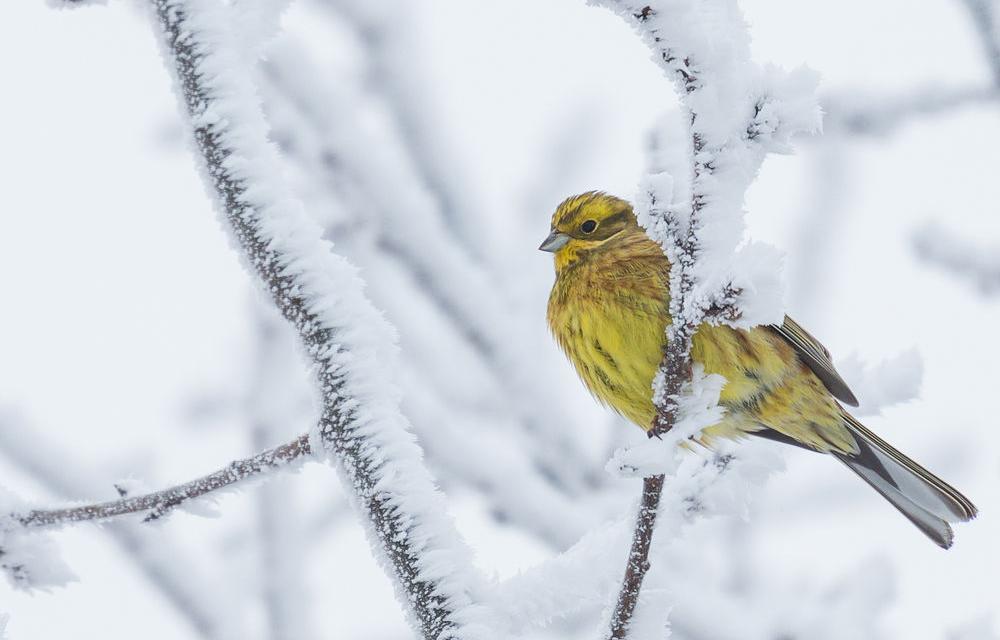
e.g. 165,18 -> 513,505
823,0 -> 999,137
913,223 -> 1000,295
822,84 -> 999,137
245,308 -> 317,640
897,3 -> 1000,307
962,0 -> 1000,86
315,0 -> 493,262
257,8 -> 611,547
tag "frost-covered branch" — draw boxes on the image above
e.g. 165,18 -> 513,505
602,0 -> 817,437
485,446 -> 778,637
1,486 -> 74,592
10,435 -> 309,528
148,1 -> 485,637
588,1 -> 820,636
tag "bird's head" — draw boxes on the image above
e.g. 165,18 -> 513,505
539,191 -> 639,270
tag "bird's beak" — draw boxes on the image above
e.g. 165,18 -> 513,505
538,231 -> 570,252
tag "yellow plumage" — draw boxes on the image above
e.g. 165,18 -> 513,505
542,192 -> 977,547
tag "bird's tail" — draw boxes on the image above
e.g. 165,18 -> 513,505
834,413 -> 977,549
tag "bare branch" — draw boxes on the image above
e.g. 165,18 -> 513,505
14,435 -> 310,529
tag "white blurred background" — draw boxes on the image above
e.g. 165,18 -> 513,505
0,0 -> 998,638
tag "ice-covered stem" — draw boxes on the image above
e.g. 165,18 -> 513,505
149,2 -> 483,637
598,0 -> 817,436
607,475 -> 664,639
11,435 -> 310,528
590,1 -> 818,636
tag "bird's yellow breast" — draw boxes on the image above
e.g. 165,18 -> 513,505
546,230 -> 853,452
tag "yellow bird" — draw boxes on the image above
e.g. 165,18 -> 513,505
542,191 -> 977,548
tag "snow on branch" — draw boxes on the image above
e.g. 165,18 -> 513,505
9,435 -> 309,529
587,1 -> 821,636
485,445 -> 781,637
0,487 -> 75,592
597,0 -> 820,437
147,1 -> 486,637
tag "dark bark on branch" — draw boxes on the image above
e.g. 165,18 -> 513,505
603,4 -> 747,638
607,474 -> 665,639
15,435 -> 311,528
151,3 -> 468,637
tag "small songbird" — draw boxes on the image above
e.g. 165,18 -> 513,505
542,191 -> 977,548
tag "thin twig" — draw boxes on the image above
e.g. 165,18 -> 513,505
607,474 -> 665,639
604,5 -> 722,636
15,435 -> 311,528
0,412 -> 242,638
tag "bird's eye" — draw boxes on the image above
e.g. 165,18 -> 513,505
580,219 -> 598,234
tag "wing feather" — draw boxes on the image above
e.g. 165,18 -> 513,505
770,316 -> 860,407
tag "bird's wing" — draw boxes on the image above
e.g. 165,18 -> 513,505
769,316 -> 860,407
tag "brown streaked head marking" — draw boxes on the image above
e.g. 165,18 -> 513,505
539,191 -> 642,270
551,191 -> 634,241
